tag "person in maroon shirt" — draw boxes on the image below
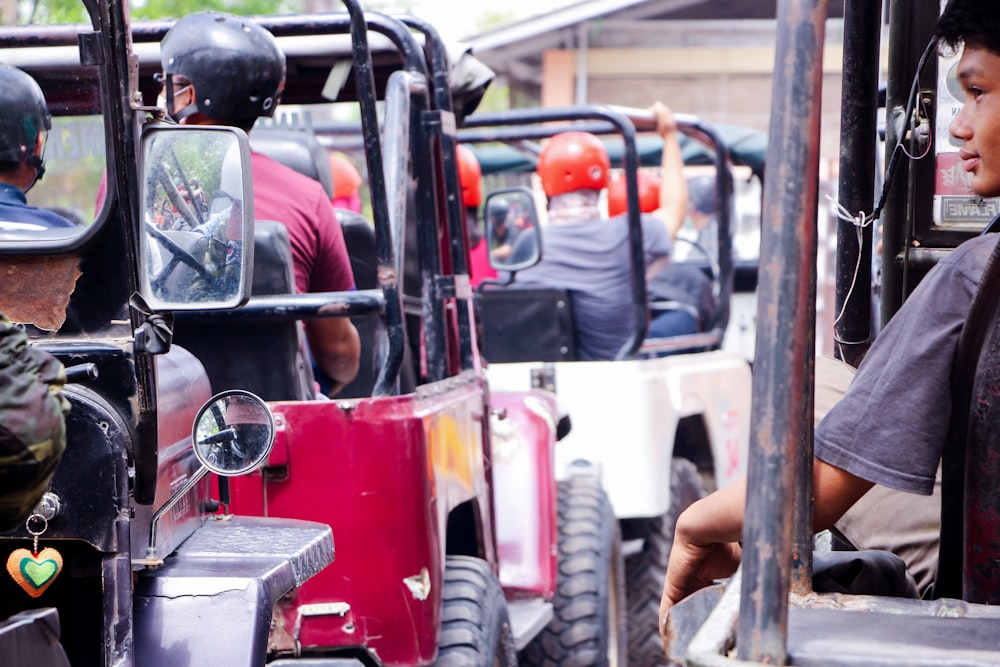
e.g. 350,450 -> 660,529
157,11 -> 359,395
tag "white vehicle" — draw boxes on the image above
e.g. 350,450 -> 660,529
463,105 -> 753,667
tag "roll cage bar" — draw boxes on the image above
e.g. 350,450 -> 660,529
460,106 -> 735,357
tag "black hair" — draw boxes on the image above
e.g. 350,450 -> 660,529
936,0 -> 1000,56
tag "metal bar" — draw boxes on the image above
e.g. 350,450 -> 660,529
880,0 -> 939,324
736,0 -> 826,661
340,1 -> 405,397
833,0 -> 882,367
463,106 -> 736,352
638,330 -> 723,356
172,289 -> 385,323
462,106 -> 646,357
401,15 -> 477,373
408,79 -> 450,383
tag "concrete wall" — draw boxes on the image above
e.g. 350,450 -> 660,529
541,44 -> 851,165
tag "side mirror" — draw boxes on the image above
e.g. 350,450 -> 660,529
138,123 -> 254,311
143,389 -> 275,567
485,187 -> 542,273
192,390 -> 276,476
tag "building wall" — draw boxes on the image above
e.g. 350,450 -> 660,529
538,42 -> 854,357
541,45 -> 851,165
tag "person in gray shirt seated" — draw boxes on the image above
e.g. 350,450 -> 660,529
509,102 -> 687,360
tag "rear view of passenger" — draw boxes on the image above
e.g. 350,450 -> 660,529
456,144 -> 498,287
158,11 -> 360,395
509,103 -> 686,360
608,170 -> 716,339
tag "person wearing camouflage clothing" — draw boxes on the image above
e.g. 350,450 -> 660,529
0,313 -> 69,532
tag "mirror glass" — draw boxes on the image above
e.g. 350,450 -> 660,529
486,188 -> 541,272
192,390 -> 276,476
0,62 -> 106,245
139,125 -> 253,310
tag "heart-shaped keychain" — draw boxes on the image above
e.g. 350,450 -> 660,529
7,547 -> 63,598
6,514 -> 63,598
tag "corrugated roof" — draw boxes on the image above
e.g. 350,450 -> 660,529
464,0 -> 711,50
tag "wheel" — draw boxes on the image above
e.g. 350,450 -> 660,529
434,555 -> 517,667
520,476 -> 627,667
622,458 -> 705,667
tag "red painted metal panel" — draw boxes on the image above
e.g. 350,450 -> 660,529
490,390 -> 558,600
228,373 -> 493,666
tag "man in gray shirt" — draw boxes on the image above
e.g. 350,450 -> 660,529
660,0 -> 1000,623
512,102 -> 688,360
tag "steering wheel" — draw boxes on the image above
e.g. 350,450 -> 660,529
146,222 -> 214,292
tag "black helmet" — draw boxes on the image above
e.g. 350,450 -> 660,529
487,198 -> 510,222
0,65 -> 51,176
160,11 -> 285,124
687,174 -> 717,215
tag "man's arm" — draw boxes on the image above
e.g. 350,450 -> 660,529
306,317 -> 360,397
659,458 -> 874,630
650,102 -> 688,240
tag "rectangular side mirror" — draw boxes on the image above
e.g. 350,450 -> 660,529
485,187 -> 542,273
138,123 -> 254,311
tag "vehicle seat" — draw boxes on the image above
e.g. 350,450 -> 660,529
0,608 -> 71,667
478,287 -> 578,363
172,220 -> 316,401
249,128 -> 334,200
251,127 -> 418,396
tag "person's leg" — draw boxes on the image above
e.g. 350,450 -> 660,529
648,309 -> 698,339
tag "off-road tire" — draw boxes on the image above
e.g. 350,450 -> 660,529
622,458 -> 705,667
520,476 -> 627,667
434,555 -> 517,667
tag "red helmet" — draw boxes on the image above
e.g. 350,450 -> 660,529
456,145 -> 482,208
537,131 -> 610,197
607,170 -> 662,217
329,153 -> 362,199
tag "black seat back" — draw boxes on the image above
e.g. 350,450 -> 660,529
173,221 -> 316,401
248,127 -> 419,396
250,129 -> 334,200
478,287 -> 578,363
336,210 -> 379,398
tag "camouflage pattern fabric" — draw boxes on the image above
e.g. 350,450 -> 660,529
0,313 -> 69,532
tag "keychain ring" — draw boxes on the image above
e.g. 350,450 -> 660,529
25,514 -> 48,536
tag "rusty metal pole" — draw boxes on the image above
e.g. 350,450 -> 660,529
736,0 -> 827,661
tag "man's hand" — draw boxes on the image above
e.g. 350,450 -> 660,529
657,478 -> 748,639
659,523 -> 741,637
306,317 -> 360,396
649,101 -> 679,137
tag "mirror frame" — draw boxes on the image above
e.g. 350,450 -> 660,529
484,186 -> 542,274
138,123 -> 255,311
191,389 -> 276,477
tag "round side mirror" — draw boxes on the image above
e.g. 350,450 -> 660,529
191,390 -> 276,476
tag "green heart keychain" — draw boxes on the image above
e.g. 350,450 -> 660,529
6,514 -> 63,598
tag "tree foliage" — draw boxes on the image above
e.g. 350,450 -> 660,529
12,0 -> 308,25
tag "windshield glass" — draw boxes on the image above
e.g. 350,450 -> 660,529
0,39 -> 107,245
